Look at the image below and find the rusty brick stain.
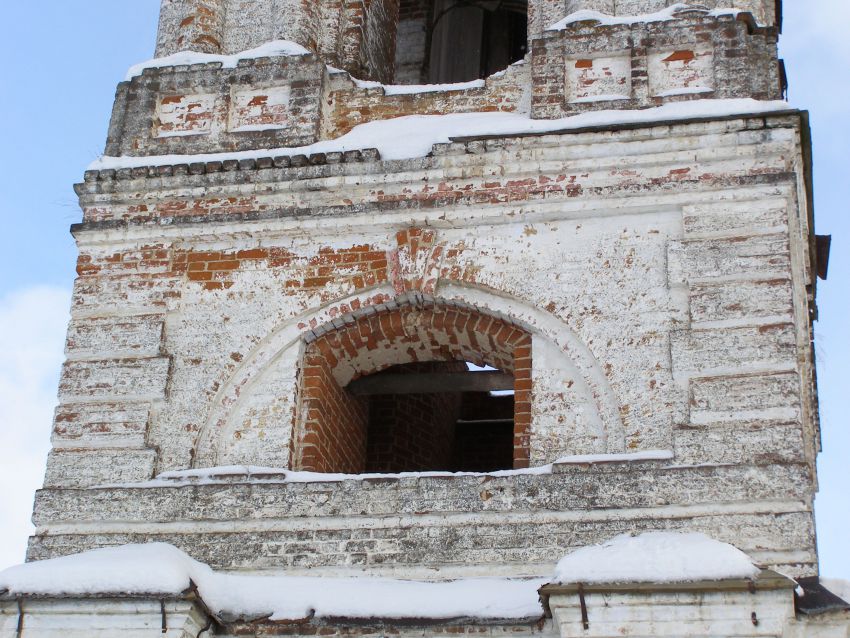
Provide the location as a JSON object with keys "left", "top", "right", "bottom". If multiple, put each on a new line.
{"left": 663, "top": 50, "right": 696, "bottom": 64}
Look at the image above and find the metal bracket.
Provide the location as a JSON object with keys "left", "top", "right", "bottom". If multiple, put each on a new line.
{"left": 577, "top": 583, "right": 589, "bottom": 630}
{"left": 16, "top": 598, "right": 24, "bottom": 638}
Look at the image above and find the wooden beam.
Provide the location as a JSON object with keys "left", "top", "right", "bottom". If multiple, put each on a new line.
{"left": 347, "top": 371, "right": 514, "bottom": 396}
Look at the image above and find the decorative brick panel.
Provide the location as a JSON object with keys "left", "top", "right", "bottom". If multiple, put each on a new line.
{"left": 648, "top": 46, "right": 714, "bottom": 97}
{"left": 565, "top": 53, "right": 632, "bottom": 103}
{"left": 229, "top": 85, "right": 292, "bottom": 132}
{"left": 155, "top": 93, "right": 217, "bottom": 138}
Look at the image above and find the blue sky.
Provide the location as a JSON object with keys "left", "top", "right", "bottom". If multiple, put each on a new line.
{"left": 0, "top": 2, "right": 846, "bottom": 579}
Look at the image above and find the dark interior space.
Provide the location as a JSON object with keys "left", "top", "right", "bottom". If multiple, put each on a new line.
{"left": 428, "top": 0, "right": 528, "bottom": 83}
{"left": 395, "top": 0, "right": 528, "bottom": 84}
{"left": 347, "top": 361, "right": 516, "bottom": 473}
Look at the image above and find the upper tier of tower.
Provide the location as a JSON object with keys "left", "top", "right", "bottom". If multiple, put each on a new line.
{"left": 155, "top": 0, "right": 781, "bottom": 83}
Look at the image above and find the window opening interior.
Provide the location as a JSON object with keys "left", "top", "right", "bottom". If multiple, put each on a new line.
{"left": 292, "top": 303, "right": 532, "bottom": 475}
{"left": 394, "top": 0, "right": 528, "bottom": 84}
{"left": 349, "top": 361, "right": 516, "bottom": 473}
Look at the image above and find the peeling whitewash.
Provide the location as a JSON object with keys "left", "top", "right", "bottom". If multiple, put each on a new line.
{"left": 15, "top": 1, "right": 842, "bottom": 636}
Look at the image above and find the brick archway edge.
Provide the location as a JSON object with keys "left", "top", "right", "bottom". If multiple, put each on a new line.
{"left": 192, "top": 285, "right": 624, "bottom": 469}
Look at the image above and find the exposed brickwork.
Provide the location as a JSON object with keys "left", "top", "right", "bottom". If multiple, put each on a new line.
{"left": 324, "top": 63, "right": 527, "bottom": 137}
{"left": 75, "top": 243, "right": 388, "bottom": 293}
{"left": 367, "top": 388, "right": 461, "bottom": 472}
{"left": 19, "top": 3, "right": 840, "bottom": 637}
{"left": 393, "top": 0, "right": 431, "bottom": 83}
{"left": 294, "top": 303, "right": 532, "bottom": 472}
{"left": 293, "top": 345, "right": 369, "bottom": 473}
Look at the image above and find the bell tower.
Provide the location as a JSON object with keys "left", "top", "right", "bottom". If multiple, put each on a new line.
{"left": 2, "top": 0, "right": 847, "bottom": 636}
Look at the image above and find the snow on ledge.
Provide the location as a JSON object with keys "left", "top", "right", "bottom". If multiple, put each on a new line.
{"left": 125, "top": 40, "right": 311, "bottom": 80}
{"left": 0, "top": 544, "right": 546, "bottom": 621}
{"left": 555, "top": 450, "right": 673, "bottom": 465}
{"left": 87, "top": 99, "right": 792, "bottom": 171}
{"left": 553, "top": 532, "right": 760, "bottom": 585}
{"left": 328, "top": 66, "right": 486, "bottom": 95}
{"left": 101, "top": 450, "right": 674, "bottom": 488}
{"left": 547, "top": 3, "right": 742, "bottom": 30}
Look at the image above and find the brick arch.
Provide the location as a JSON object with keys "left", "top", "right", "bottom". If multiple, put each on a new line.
{"left": 192, "top": 286, "right": 622, "bottom": 471}
{"left": 292, "top": 300, "right": 532, "bottom": 473}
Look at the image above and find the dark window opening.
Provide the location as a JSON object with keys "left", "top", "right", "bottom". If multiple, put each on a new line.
{"left": 348, "top": 361, "right": 516, "bottom": 473}
{"left": 394, "top": 0, "right": 528, "bottom": 84}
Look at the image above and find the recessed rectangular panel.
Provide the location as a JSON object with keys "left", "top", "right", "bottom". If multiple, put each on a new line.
{"left": 648, "top": 47, "right": 715, "bottom": 97}
{"left": 565, "top": 54, "right": 632, "bottom": 103}
{"left": 155, "top": 93, "right": 216, "bottom": 137}
{"left": 229, "top": 85, "right": 292, "bottom": 132}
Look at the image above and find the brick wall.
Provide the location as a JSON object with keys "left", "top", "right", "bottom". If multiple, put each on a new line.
{"left": 43, "top": 115, "right": 820, "bottom": 581}
{"left": 293, "top": 345, "right": 369, "bottom": 473}
{"left": 367, "top": 390, "right": 460, "bottom": 472}
{"left": 156, "top": 0, "right": 226, "bottom": 56}
{"left": 359, "top": 0, "right": 401, "bottom": 83}
{"left": 323, "top": 61, "right": 527, "bottom": 137}
{"left": 107, "top": 56, "right": 325, "bottom": 157}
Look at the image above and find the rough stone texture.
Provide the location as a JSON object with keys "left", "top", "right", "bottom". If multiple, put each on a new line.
{"left": 156, "top": 0, "right": 227, "bottom": 55}
{"left": 558, "top": 0, "right": 780, "bottom": 28}
{"left": 155, "top": 0, "right": 403, "bottom": 82}
{"left": 31, "top": 460, "right": 816, "bottom": 576}
{"left": 39, "top": 112, "right": 823, "bottom": 582}
{"left": 122, "top": 9, "right": 781, "bottom": 163}
{"left": 155, "top": 0, "right": 781, "bottom": 64}
{"left": 393, "top": 0, "right": 429, "bottom": 83}
{"left": 0, "top": 598, "right": 553, "bottom": 638}
{"left": 322, "top": 61, "right": 528, "bottom": 137}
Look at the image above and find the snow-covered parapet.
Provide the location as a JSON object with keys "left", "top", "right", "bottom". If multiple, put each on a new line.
{"left": 0, "top": 544, "right": 545, "bottom": 622}
{"left": 88, "top": 98, "right": 792, "bottom": 172}
{"left": 125, "top": 40, "right": 311, "bottom": 80}
{"left": 552, "top": 532, "right": 760, "bottom": 584}
{"left": 547, "top": 3, "right": 742, "bottom": 30}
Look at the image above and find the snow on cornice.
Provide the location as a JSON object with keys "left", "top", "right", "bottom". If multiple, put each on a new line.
{"left": 87, "top": 99, "right": 792, "bottom": 172}
{"left": 552, "top": 532, "right": 761, "bottom": 584}
{"left": 0, "top": 543, "right": 547, "bottom": 621}
{"left": 328, "top": 65, "right": 487, "bottom": 95}
{"left": 547, "top": 3, "right": 742, "bottom": 31}
{"left": 124, "top": 39, "right": 311, "bottom": 80}
{"left": 99, "top": 450, "right": 674, "bottom": 489}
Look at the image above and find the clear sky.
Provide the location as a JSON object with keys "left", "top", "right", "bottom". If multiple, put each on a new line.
{"left": 0, "top": 1, "right": 846, "bottom": 580}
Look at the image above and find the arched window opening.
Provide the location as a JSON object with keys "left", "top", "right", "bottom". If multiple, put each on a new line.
{"left": 291, "top": 303, "right": 532, "bottom": 475}
{"left": 394, "top": 0, "right": 528, "bottom": 84}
